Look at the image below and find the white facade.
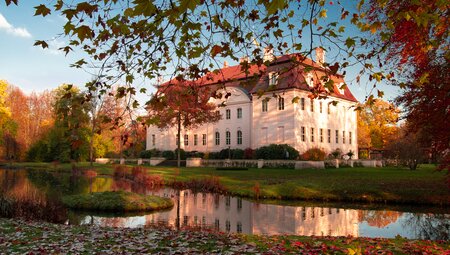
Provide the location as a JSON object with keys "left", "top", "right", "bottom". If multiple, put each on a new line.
{"left": 146, "top": 87, "right": 358, "bottom": 157}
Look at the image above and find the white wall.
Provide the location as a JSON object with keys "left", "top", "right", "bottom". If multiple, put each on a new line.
{"left": 147, "top": 87, "right": 358, "bottom": 158}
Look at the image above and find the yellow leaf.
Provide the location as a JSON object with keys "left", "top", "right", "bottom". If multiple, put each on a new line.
{"left": 319, "top": 9, "right": 327, "bottom": 18}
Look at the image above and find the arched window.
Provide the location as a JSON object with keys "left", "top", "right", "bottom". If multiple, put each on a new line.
{"left": 237, "top": 130, "right": 242, "bottom": 145}
{"left": 226, "top": 131, "right": 231, "bottom": 145}
{"left": 215, "top": 132, "right": 220, "bottom": 145}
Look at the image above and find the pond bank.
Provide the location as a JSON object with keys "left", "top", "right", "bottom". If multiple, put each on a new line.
{"left": 0, "top": 218, "right": 448, "bottom": 254}
{"left": 8, "top": 162, "right": 450, "bottom": 206}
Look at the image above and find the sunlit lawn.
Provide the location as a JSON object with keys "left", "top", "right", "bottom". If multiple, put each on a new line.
{"left": 11, "top": 162, "right": 450, "bottom": 205}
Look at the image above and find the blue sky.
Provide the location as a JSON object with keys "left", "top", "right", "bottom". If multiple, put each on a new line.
{"left": 0, "top": 2, "right": 401, "bottom": 102}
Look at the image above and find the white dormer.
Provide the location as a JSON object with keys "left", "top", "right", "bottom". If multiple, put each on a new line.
{"left": 305, "top": 73, "right": 314, "bottom": 87}
{"left": 338, "top": 82, "right": 345, "bottom": 94}
{"left": 269, "top": 72, "right": 279, "bottom": 86}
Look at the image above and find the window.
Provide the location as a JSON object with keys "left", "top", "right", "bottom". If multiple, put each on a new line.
{"left": 310, "top": 100, "right": 314, "bottom": 112}
{"left": 226, "top": 109, "right": 231, "bottom": 119}
{"left": 335, "top": 130, "right": 339, "bottom": 143}
{"left": 320, "top": 128, "right": 323, "bottom": 143}
{"left": 349, "top": 132, "right": 352, "bottom": 145}
{"left": 269, "top": 72, "right": 279, "bottom": 86}
{"left": 262, "top": 99, "right": 268, "bottom": 112}
{"left": 311, "top": 127, "right": 315, "bottom": 142}
{"left": 151, "top": 134, "right": 155, "bottom": 146}
{"left": 327, "top": 129, "right": 331, "bottom": 143}
{"left": 194, "top": 134, "right": 198, "bottom": 146}
{"left": 215, "top": 132, "right": 220, "bottom": 145}
{"left": 237, "top": 222, "right": 242, "bottom": 233}
{"left": 226, "top": 131, "right": 231, "bottom": 145}
{"left": 320, "top": 102, "right": 323, "bottom": 113}
{"left": 237, "top": 108, "right": 242, "bottom": 119}
{"left": 184, "top": 134, "right": 189, "bottom": 146}
{"left": 301, "top": 126, "right": 305, "bottom": 142}
{"left": 278, "top": 97, "right": 284, "bottom": 110}
{"left": 343, "top": 131, "right": 346, "bottom": 144}
{"left": 202, "top": 134, "right": 207, "bottom": 145}
{"left": 237, "top": 130, "right": 242, "bottom": 145}
{"left": 301, "top": 98, "right": 305, "bottom": 110}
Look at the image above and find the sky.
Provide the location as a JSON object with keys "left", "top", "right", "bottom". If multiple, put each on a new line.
{"left": 0, "top": 1, "right": 402, "bottom": 103}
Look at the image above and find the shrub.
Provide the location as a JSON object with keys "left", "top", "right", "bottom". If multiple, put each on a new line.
{"left": 244, "top": 148, "right": 255, "bottom": 159}
{"left": 347, "top": 150, "right": 355, "bottom": 159}
{"left": 174, "top": 148, "right": 186, "bottom": 160}
{"left": 162, "top": 150, "right": 175, "bottom": 160}
{"left": 301, "top": 147, "right": 326, "bottom": 161}
{"left": 104, "top": 151, "right": 120, "bottom": 158}
{"left": 232, "top": 149, "right": 245, "bottom": 159}
{"left": 330, "top": 148, "right": 342, "bottom": 159}
{"left": 255, "top": 144, "right": 299, "bottom": 160}
{"left": 139, "top": 149, "right": 161, "bottom": 158}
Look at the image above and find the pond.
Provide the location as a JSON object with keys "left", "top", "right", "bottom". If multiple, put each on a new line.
{"left": 0, "top": 168, "right": 449, "bottom": 240}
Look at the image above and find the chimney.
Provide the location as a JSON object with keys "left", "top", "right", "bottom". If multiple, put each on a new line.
{"left": 263, "top": 46, "right": 274, "bottom": 62}
{"left": 223, "top": 61, "right": 229, "bottom": 68}
{"left": 239, "top": 56, "right": 249, "bottom": 63}
{"left": 315, "top": 47, "right": 325, "bottom": 65}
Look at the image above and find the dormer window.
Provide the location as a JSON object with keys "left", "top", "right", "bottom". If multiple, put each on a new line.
{"left": 269, "top": 72, "right": 279, "bottom": 86}
{"left": 306, "top": 73, "right": 314, "bottom": 87}
{"left": 338, "top": 82, "right": 345, "bottom": 94}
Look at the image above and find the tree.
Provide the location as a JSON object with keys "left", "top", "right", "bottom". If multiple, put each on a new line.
{"left": 385, "top": 129, "right": 425, "bottom": 170}
{"left": 357, "top": 99, "right": 399, "bottom": 150}
{"left": 395, "top": 61, "right": 449, "bottom": 167}
{"left": 5, "top": 0, "right": 382, "bottom": 106}
{"left": 363, "top": 0, "right": 448, "bottom": 74}
{"left": 147, "top": 81, "right": 220, "bottom": 167}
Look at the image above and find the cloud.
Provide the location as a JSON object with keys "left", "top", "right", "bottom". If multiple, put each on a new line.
{"left": 0, "top": 13, "right": 32, "bottom": 38}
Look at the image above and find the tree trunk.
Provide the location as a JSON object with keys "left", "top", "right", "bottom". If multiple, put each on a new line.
{"left": 177, "top": 112, "right": 181, "bottom": 168}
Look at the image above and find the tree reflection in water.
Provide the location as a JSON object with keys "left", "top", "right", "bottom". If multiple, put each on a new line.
{"left": 404, "top": 213, "right": 449, "bottom": 240}
{"left": 358, "top": 210, "right": 403, "bottom": 228}
{"left": 0, "top": 170, "right": 67, "bottom": 223}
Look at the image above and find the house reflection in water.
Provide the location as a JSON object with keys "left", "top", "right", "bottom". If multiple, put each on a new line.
{"left": 84, "top": 189, "right": 359, "bottom": 237}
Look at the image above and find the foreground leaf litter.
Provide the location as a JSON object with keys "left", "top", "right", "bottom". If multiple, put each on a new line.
{"left": 0, "top": 218, "right": 448, "bottom": 254}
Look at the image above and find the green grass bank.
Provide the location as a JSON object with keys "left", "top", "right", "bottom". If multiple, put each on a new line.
{"left": 9, "top": 162, "right": 450, "bottom": 206}
{"left": 62, "top": 191, "right": 173, "bottom": 212}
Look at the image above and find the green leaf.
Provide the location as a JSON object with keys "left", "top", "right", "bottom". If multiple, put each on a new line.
{"left": 345, "top": 37, "right": 355, "bottom": 48}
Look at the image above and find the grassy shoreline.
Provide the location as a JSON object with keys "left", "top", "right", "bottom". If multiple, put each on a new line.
{"left": 62, "top": 191, "right": 174, "bottom": 212}
{"left": 6, "top": 162, "right": 450, "bottom": 206}
{"left": 0, "top": 218, "right": 448, "bottom": 254}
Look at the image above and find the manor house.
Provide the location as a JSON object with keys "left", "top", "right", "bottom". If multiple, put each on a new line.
{"left": 146, "top": 49, "right": 358, "bottom": 157}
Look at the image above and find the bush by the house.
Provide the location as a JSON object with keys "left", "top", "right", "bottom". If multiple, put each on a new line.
{"left": 244, "top": 148, "right": 255, "bottom": 159}
{"left": 330, "top": 148, "right": 342, "bottom": 159}
{"left": 185, "top": 151, "right": 205, "bottom": 158}
{"left": 255, "top": 144, "right": 299, "bottom": 160}
{"left": 162, "top": 150, "right": 175, "bottom": 160}
{"left": 301, "top": 147, "right": 326, "bottom": 161}
{"left": 139, "top": 149, "right": 162, "bottom": 158}
{"left": 174, "top": 148, "right": 186, "bottom": 160}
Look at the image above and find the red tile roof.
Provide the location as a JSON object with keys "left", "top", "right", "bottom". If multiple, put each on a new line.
{"left": 161, "top": 54, "right": 358, "bottom": 102}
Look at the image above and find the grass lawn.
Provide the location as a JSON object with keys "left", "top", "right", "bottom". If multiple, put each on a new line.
{"left": 0, "top": 218, "right": 448, "bottom": 254}
{"left": 62, "top": 191, "right": 174, "bottom": 212}
{"left": 8, "top": 162, "right": 450, "bottom": 205}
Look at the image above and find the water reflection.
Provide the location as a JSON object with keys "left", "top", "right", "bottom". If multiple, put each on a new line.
{"left": 82, "top": 188, "right": 450, "bottom": 240}
{"left": 0, "top": 168, "right": 449, "bottom": 240}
